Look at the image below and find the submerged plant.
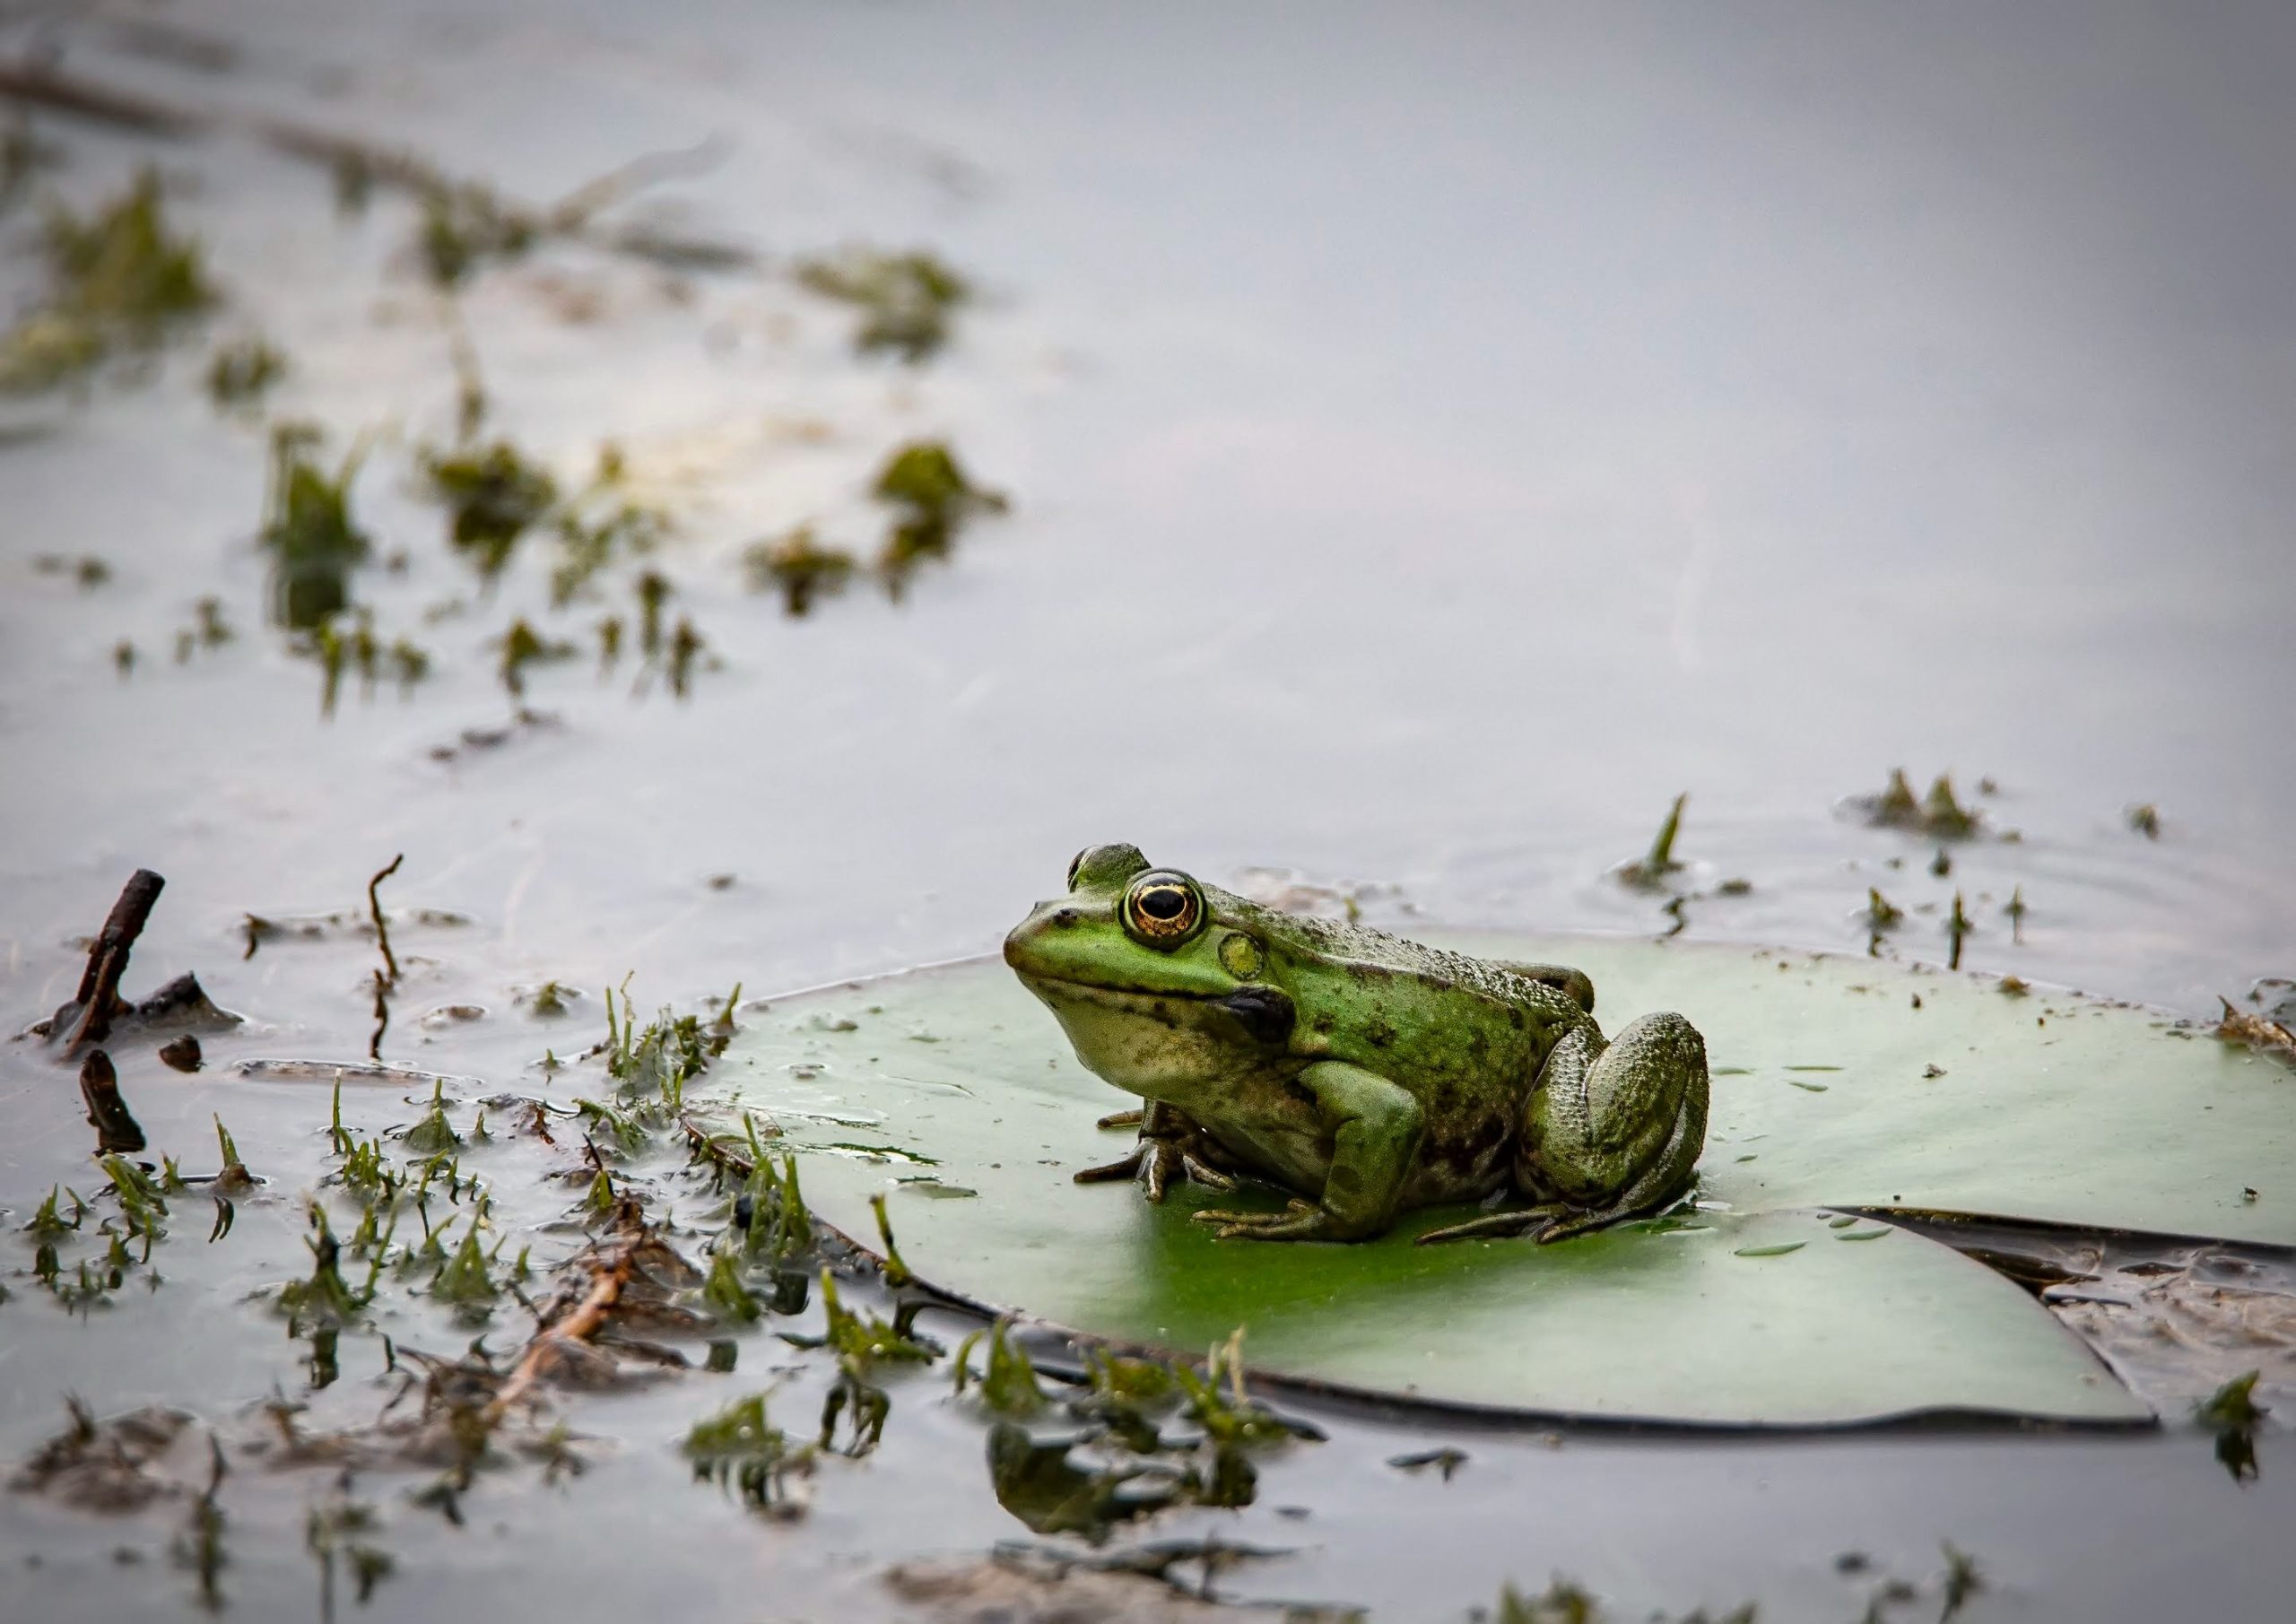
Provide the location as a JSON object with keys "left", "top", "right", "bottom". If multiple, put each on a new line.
{"left": 260, "top": 424, "right": 370, "bottom": 633}
{"left": 425, "top": 441, "right": 559, "bottom": 580}
{"left": 205, "top": 335, "right": 285, "bottom": 409}
{"left": 1857, "top": 769, "right": 1985, "bottom": 839}
{"left": 683, "top": 1391, "right": 813, "bottom": 1514}
{"left": 795, "top": 246, "right": 970, "bottom": 361}
{"left": 744, "top": 525, "right": 856, "bottom": 617}
{"left": 276, "top": 1207, "right": 375, "bottom": 1330}
{"left": 871, "top": 439, "right": 1009, "bottom": 598}
{"left": 952, "top": 1318, "right": 1046, "bottom": 1416}
{"left": 1, "top": 168, "right": 215, "bottom": 392}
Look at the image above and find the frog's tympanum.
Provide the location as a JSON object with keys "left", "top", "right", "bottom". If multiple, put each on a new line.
{"left": 1005, "top": 844, "right": 1709, "bottom": 1244}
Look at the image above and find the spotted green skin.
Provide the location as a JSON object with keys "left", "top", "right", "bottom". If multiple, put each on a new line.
{"left": 1004, "top": 844, "right": 1710, "bottom": 1243}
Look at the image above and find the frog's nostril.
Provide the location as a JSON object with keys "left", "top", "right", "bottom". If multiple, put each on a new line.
{"left": 1052, "top": 908, "right": 1080, "bottom": 927}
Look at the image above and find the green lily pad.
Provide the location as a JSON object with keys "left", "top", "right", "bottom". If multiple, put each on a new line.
{"left": 709, "top": 934, "right": 2293, "bottom": 1426}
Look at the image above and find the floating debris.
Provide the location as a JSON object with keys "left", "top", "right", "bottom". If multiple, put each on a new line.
{"left": 2126, "top": 803, "right": 2162, "bottom": 839}
{"left": 2216, "top": 999, "right": 2296, "bottom": 1060}
{"left": 1387, "top": 1446, "right": 1467, "bottom": 1481}
{"left": 10, "top": 1400, "right": 197, "bottom": 1512}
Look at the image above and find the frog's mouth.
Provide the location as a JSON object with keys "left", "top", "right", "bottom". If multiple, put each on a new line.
{"left": 1015, "top": 972, "right": 1296, "bottom": 1046}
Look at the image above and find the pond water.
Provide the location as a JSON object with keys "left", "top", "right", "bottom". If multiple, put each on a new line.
{"left": 1, "top": 3, "right": 2291, "bottom": 1620}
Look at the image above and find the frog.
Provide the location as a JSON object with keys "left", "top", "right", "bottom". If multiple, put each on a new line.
{"left": 1003, "top": 843, "right": 1709, "bottom": 1244}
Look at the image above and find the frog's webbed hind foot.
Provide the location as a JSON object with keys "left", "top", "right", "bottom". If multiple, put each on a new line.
{"left": 1074, "top": 1103, "right": 1239, "bottom": 1202}
{"left": 1414, "top": 1204, "right": 1563, "bottom": 1246}
{"left": 1074, "top": 1141, "right": 1237, "bottom": 1201}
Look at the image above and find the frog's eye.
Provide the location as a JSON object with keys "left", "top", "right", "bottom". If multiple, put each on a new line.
{"left": 1121, "top": 871, "right": 1204, "bottom": 947}
{"left": 1065, "top": 848, "right": 1089, "bottom": 890}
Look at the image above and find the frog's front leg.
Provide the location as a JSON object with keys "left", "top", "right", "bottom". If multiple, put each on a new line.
{"left": 1074, "top": 1100, "right": 1239, "bottom": 1202}
{"left": 1192, "top": 1063, "right": 1422, "bottom": 1241}
{"left": 1519, "top": 1012, "right": 1708, "bottom": 1243}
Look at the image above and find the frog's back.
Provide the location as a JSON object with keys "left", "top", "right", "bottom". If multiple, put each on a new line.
{"left": 1266, "top": 912, "right": 1552, "bottom": 1000}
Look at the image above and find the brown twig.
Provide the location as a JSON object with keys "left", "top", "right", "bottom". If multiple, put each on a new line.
{"left": 365, "top": 854, "right": 403, "bottom": 986}
{"left": 56, "top": 869, "right": 165, "bottom": 1053}
{"left": 482, "top": 1215, "right": 653, "bottom": 1428}
{"left": 0, "top": 57, "right": 754, "bottom": 268}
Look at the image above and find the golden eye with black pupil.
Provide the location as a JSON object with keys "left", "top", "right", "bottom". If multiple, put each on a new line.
{"left": 1121, "top": 872, "right": 1203, "bottom": 946}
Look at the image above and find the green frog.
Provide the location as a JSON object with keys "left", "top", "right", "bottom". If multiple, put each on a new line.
{"left": 1004, "top": 844, "right": 1709, "bottom": 1244}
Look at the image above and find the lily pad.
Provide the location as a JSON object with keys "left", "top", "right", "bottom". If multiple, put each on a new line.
{"left": 709, "top": 934, "right": 2293, "bottom": 1426}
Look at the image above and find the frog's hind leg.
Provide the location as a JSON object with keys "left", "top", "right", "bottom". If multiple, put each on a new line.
{"left": 1519, "top": 1012, "right": 1708, "bottom": 1244}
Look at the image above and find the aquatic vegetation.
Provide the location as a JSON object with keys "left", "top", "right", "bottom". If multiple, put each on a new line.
{"left": 871, "top": 439, "right": 1010, "bottom": 597}
{"left": 665, "top": 617, "right": 705, "bottom": 698}
{"left": 1613, "top": 794, "right": 1689, "bottom": 890}
{"left": 497, "top": 618, "right": 576, "bottom": 698}
{"left": 1853, "top": 769, "right": 1985, "bottom": 839}
{"left": 401, "top": 1079, "right": 462, "bottom": 1155}
{"left": 416, "top": 181, "right": 538, "bottom": 289}
{"left": 1945, "top": 891, "right": 1972, "bottom": 970}
{"left": 952, "top": 1318, "right": 1047, "bottom": 1416}
{"left": 604, "top": 988, "right": 722, "bottom": 1111}
{"left": 306, "top": 1485, "right": 395, "bottom": 1614}
{"left": 423, "top": 440, "right": 559, "bottom": 580}
{"left": 429, "top": 1224, "right": 502, "bottom": 1320}
{"left": 744, "top": 525, "right": 856, "bottom": 617}
{"left": 984, "top": 1421, "right": 1190, "bottom": 1541}
{"left": 260, "top": 424, "right": 370, "bottom": 632}
{"left": 1176, "top": 1329, "right": 1312, "bottom": 1449}
{"left": 1863, "top": 888, "right": 1902, "bottom": 953}
{"left": 276, "top": 1207, "right": 377, "bottom": 1331}
{"left": 2197, "top": 1369, "right": 2266, "bottom": 1482}
{"left": 169, "top": 1437, "right": 230, "bottom": 1611}
{"left": 683, "top": 1391, "right": 813, "bottom": 1515}
{"left": 701, "top": 1244, "right": 762, "bottom": 1324}
{"left": 795, "top": 246, "right": 970, "bottom": 361}
{"left": 0, "top": 168, "right": 215, "bottom": 392}
{"left": 552, "top": 499, "right": 665, "bottom": 607}
{"left": 204, "top": 334, "right": 284, "bottom": 409}
{"left": 31, "top": 551, "right": 110, "bottom": 586}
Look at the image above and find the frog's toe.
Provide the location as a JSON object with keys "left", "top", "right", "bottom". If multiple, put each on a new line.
{"left": 1192, "top": 1201, "right": 1330, "bottom": 1241}
{"left": 1532, "top": 1206, "right": 1625, "bottom": 1245}
{"left": 1414, "top": 1206, "right": 1559, "bottom": 1246}
{"left": 1073, "top": 1147, "right": 1148, "bottom": 1185}
{"left": 1178, "top": 1154, "right": 1237, "bottom": 1192}
{"left": 1095, "top": 1108, "right": 1146, "bottom": 1131}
